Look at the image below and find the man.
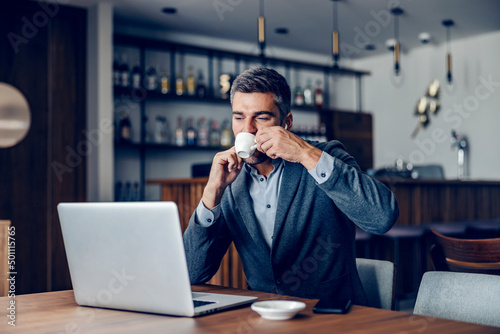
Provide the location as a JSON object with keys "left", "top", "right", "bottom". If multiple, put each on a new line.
{"left": 183, "top": 67, "right": 398, "bottom": 305}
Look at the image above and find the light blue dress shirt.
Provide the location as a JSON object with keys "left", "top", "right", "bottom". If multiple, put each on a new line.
{"left": 195, "top": 151, "right": 335, "bottom": 247}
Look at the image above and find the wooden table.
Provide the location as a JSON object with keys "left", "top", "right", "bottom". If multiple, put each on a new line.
{"left": 2, "top": 285, "right": 499, "bottom": 333}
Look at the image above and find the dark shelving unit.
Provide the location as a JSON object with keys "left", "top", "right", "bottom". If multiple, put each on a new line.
{"left": 113, "top": 33, "right": 372, "bottom": 200}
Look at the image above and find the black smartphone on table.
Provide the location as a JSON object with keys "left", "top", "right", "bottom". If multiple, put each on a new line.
{"left": 313, "top": 298, "right": 352, "bottom": 314}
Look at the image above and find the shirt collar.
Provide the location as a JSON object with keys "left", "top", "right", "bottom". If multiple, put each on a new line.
{"left": 244, "top": 158, "right": 284, "bottom": 176}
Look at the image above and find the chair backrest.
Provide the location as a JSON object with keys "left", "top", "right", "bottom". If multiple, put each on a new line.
{"left": 413, "top": 271, "right": 500, "bottom": 327}
{"left": 430, "top": 228, "right": 500, "bottom": 275}
{"left": 356, "top": 258, "right": 396, "bottom": 310}
{"left": 0, "top": 220, "right": 12, "bottom": 297}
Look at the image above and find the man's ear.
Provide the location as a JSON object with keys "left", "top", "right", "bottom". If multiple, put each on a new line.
{"left": 283, "top": 113, "right": 293, "bottom": 130}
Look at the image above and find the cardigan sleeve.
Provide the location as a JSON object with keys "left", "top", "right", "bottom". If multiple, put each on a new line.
{"left": 313, "top": 140, "right": 399, "bottom": 234}
{"left": 182, "top": 209, "right": 232, "bottom": 284}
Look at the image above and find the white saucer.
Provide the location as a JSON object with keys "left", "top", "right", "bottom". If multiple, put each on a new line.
{"left": 251, "top": 300, "right": 306, "bottom": 320}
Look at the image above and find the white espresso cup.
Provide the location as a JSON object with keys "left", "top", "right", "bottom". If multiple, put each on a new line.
{"left": 235, "top": 132, "right": 257, "bottom": 158}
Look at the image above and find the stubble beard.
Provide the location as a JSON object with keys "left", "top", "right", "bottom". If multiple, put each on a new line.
{"left": 243, "top": 151, "right": 271, "bottom": 166}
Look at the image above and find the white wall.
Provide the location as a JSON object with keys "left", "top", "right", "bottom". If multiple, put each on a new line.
{"left": 353, "top": 31, "right": 500, "bottom": 180}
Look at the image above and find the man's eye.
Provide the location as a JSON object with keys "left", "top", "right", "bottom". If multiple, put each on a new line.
{"left": 257, "top": 117, "right": 270, "bottom": 121}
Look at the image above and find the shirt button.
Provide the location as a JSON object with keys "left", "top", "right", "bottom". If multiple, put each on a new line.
{"left": 320, "top": 172, "right": 327, "bottom": 178}
{"left": 276, "top": 279, "right": 282, "bottom": 285}
{"left": 266, "top": 204, "right": 271, "bottom": 209}
{"left": 207, "top": 218, "right": 212, "bottom": 223}
{"left": 260, "top": 178, "right": 264, "bottom": 182}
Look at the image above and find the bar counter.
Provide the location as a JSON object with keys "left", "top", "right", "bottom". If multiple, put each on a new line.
{"left": 378, "top": 178, "right": 500, "bottom": 226}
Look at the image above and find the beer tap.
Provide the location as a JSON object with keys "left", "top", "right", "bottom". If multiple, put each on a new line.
{"left": 451, "top": 130, "right": 468, "bottom": 179}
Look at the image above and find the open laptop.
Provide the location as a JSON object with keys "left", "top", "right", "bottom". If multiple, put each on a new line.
{"left": 57, "top": 201, "right": 257, "bottom": 317}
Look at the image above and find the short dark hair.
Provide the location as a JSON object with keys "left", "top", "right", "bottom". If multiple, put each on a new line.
{"left": 230, "top": 67, "right": 291, "bottom": 122}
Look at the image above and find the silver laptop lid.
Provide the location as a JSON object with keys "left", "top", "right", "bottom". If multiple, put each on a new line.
{"left": 58, "top": 202, "right": 196, "bottom": 316}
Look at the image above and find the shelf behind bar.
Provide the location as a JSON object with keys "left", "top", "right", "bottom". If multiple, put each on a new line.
{"left": 114, "top": 34, "right": 370, "bottom": 77}
{"left": 115, "top": 141, "right": 227, "bottom": 151}
{"left": 113, "top": 86, "right": 364, "bottom": 114}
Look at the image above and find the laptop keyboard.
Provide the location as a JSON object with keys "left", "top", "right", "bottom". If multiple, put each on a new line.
{"left": 193, "top": 299, "right": 216, "bottom": 308}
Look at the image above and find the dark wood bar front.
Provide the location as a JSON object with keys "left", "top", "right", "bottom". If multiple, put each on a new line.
{"left": 379, "top": 178, "right": 500, "bottom": 226}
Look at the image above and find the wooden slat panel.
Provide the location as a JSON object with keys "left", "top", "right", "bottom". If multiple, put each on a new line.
{"left": 152, "top": 178, "right": 246, "bottom": 289}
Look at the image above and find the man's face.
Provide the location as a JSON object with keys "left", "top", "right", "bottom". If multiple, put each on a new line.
{"left": 232, "top": 92, "right": 281, "bottom": 165}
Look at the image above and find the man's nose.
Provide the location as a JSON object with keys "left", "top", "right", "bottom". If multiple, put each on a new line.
{"left": 242, "top": 119, "right": 257, "bottom": 134}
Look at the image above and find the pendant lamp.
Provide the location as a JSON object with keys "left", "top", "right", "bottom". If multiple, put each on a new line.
{"left": 331, "top": 0, "right": 341, "bottom": 68}
{"left": 390, "top": 7, "right": 403, "bottom": 76}
{"left": 442, "top": 20, "right": 454, "bottom": 84}
{"left": 258, "top": 0, "right": 266, "bottom": 58}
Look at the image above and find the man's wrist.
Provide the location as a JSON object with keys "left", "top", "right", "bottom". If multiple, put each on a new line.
{"left": 202, "top": 184, "right": 225, "bottom": 209}
{"left": 300, "top": 145, "right": 323, "bottom": 170}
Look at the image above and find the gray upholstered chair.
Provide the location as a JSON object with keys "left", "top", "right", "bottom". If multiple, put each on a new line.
{"left": 356, "top": 258, "right": 396, "bottom": 310}
{"left": 413, "top": 271, "right": 500, "bottom": 328}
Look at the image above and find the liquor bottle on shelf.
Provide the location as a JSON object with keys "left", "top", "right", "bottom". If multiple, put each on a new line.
{"left": 300, "top": 125, "right": 309, "bottom": 140}
{"left": 219, "top": 73, "right": 231, "bottom": 99}
{"left": 113, "top": 56, "right": 121, "bottom": 86}
{"left": 145, "top": 65, "right": 158, "bottom": 91}
{"left": 198, "top": 117, "right": 210, "bottom": 147}
{"left": 114, "top": 181, "right": 123, "bottom": 201}
{"left": 176, "top": 72, "right": 184, "bottom": 96}
{"left": 143, "top": 115, "right": 152, "bottom": 143}
{"left": 124, "top": 181, "right": 131, "bottom": 201}
{"left": 294, "top": 85, "right": 304, "bottom": 106}
{"left": 132, "top": 182, "right": 140, "bottom": 201}
{"left": 118, "top": 113, "right": 132, "bottom": 143}
{"left": 186, "top": 117, "right": 197, "bottom": 147}
{"left": 314, "top": 80, "right": 324, "bottom": 109}
{"left": 186, "top": 66, "right": 196, "bottom": 96}
{"left": 160, "top": 71, "right": 170, "bottom": 94}
{"left": 154, "top": 115, "right": 168, "bottom": 143}
{"left": 220, "top": 119, "right": 233, "bottom": 148}
{"left": 303, "top": 79, "right": 314, "bottom": 106}
{"left": 131, "top": 61, "right": 141, "bottom": 89}
{"left": 319, "top": 123, "right": 328, "bottom": 142}
{"left": 297, "top": 125, "right": 307, "bottom": 139}
{"left": 311, "top": 125, "right": 321, "bottom": 141}
{"left": 290, "top": 125, "right": 299, "bottom": 138}
{"left": 119, "top": 55, "right": 130, "bottom": 88}
{"left": 306, "top": 125, "right": 315, "bottom": 141}
{"left": 196, "top": 70, "right": 207, "bottom": 98}
{"left": 175, "top": 116, "right": 185, "bottom": 146}
{"left": 210, "top": 120, "right": 221, "bottom": 147}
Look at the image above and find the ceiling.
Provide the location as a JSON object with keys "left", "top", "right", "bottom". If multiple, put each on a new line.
{"left": 64, "top": 0, "right": 500, "bottom": 59}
